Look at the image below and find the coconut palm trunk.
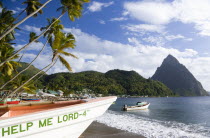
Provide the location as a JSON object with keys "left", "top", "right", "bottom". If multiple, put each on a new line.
{"left": 0, "top": 13, "right": 65, "bottom": 67}
{"left": 0, "top": 0, "right": 52, "bottom": 41}
{"left": 2, "top": 56, "right": 58, "bottom": 101}
{"left": 0, "top": 38, "right": 49, "bottom": 89}
{"left": 32, "top": 57, "right": 58, "bottom": 83}
{"left": 17, "top": 49, "right": 26, "bottom": 63}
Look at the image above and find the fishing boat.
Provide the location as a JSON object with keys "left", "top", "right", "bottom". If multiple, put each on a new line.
{"left": 21, "top": 98, "right": 41, "bottom": 102}
{"left": 122, "top": 101, "right": 150, "bottom": 111}
{"left": 0, "top": 98, "right": 20, "bottom": 105}
{"left": 0, "top": 96, "right": 116, "bottom": 138}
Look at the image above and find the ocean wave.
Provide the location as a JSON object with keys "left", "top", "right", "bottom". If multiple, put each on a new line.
{"left": 96, "top": 110, "right": 210, "bottom": 138}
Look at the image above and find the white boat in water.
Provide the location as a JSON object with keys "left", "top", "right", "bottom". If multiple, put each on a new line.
{"left": 123, "top": 101, "right": 150, "bottom": 111}
{"left": 0, "top": 96, "right": 116, "bottom": 138}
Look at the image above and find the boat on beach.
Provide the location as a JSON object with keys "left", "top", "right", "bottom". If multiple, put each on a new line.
{"left": 21, "top": 98, "right": 41, "bottom": 101}
{"left": 0, "top": 98, "right": 20, "bottom": 105}
{"left": 0, "top": 96, "right": 117, "bottom": 138}
{"left": 122, "top": 101, "right": 150, "bottom": 111}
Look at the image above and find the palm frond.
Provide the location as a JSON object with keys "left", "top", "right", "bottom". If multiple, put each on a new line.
{"left": 58, "top": 50, "right": 78, "bottom": 59}
{"left": 58, "top": 55, "right": 72, "bottom": 71}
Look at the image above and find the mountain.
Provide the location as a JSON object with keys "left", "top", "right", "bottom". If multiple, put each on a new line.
{"left": 105, "top": 69, "right": 174, "bottom": 96}
{"left": 152, "top": 55, "right": 208, "bottom": 96}
{"left": 39, "top": 69, "right": 174, "bottom": 97}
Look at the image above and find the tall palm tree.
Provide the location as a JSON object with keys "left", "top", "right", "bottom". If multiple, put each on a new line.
{"left": 2, "top": 31, "right": 77, "bottom": 101}
{"left": 41, "top": 18, "right": 64, "bottom": 46}
{"left": 58, "top": 0, "right": 90, "bottom": 21}
{"left": 0, "top": 0, "right": 89, "bottom": 67}
{"left": 0, "top": 46, "right": 20, "bottom": 77}
{"left": 0, "top": 8, "right": 16, "bottom": 42}
{"left": 1, "top": 18, "right": 63, "bottom": 88}
{"left": 22, "top": 0, "right": 43, "bottom": 17}
{"left": 0, "top": 32, "right": 47, "bottom": 90}
{"left": 0, "top": 0, "right": 51, "bottom": 41}
{"left": 2, "top": 0, "right": 44, "bottom": 36}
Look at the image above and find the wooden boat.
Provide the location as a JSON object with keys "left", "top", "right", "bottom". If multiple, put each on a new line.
{"left": 0, "top": 98, "right": 20, "bottom": 105}
{"left": 122, "top": 101, "right": 150, "bottom": 111}
{"left": 21, "top": 98, "right": 41, "bottom": 101}
{"left": 0, "top": 96, "right": 116, "bottom": 138}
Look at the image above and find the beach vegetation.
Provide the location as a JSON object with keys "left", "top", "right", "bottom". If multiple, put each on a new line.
{"left": 0, "top": 0, "right": 89, "bottom": 100}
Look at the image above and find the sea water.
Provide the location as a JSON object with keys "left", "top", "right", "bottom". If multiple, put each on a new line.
{"left": 96, "top": 97, "right": 210, "bottom": 138}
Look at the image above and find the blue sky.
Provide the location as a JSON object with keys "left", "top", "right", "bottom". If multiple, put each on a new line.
{"left": 3, "top": 0, "right": 210, "bottom": 91}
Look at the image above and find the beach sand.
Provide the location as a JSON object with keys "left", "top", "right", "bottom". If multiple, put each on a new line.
{"left": 80, "top": 121, "right": 145, "bottom": 138}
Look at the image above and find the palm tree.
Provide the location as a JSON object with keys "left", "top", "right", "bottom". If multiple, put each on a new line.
{"left": 2, "top": 0, "right": 44, "bottom": 36}
{"left": 0, "top": 0, "right": 89, "bottom": 67}
{"left": 0, "top": 46, "right": 20, "bottom": 77}
{"left": 1, "top": 17, "right": 64, "bottom": 89}
{"left": 9, "top": 75, "right": 36, "bottom": 98}
{"left": 2, "top": 31, "right": 77, "bottom": 101}
{"left": 0, "top": 8, "right": 16, "bottom": 42}
{"left": 22, "top": 0, "right": 43, "bottom": 17}
{"left": 0, "top": 0, "right": 51, "bottom": 41}
{"left": 41, "top": 18, "right": 64, "bottom": 45}
{"left": 0, "top": 32, "right": 47, "bottom": 90}
{"left": 51, "top": 31, "right": 77, "bottom": 71}
{"left": 58, "top": 0, "right": 90, "bottom": 21}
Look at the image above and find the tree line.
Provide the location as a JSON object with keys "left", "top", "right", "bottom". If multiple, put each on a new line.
{"left": 37, "top": 69, "right": 175, "bottom": 97}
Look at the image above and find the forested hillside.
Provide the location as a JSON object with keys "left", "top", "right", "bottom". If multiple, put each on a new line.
{"left": 38, "top": 69, "right": 174, "bottom": 96}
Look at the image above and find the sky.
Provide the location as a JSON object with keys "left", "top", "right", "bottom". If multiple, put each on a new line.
{"left": 2, "top": 0, "right": 210, "bottom": 91}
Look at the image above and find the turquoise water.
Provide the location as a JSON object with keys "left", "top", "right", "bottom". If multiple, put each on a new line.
{"left": 96, "top": 97, "right": 210, "bottom": 138}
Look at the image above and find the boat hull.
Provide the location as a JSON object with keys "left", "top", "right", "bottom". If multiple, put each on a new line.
{"left": 21, "top": 99, "right": 40, "bottom": 102}
{"left": 125, "top": 103, "right": 150, "bottom": 111}
{"left": 0, "top": 96, "right": 117, "bottom": 138}
{"left": 0, "top": 98, "right": 20, "bottom": 105}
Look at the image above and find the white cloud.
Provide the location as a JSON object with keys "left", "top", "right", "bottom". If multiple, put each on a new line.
{"left": 122, "top": 24, "right": 165, "bottom": 34}
{"left": 20, "top": 28, "right": 210, "bottom": 91}
{"left": 23, "top": 25, "right": 41, "bottom": 34}
{"left": 165, "top": 34, "right": 192, "bottom": 41}
{"left": 99, "top": 20, "right": 105, "bottom": 24}
{"left": 128, "top": 37, "right": 141, "bottom": 46}
{"left": 15, "top": 42, "right": 45, "bottom": 51}
{"left": 122, "top": 24, "right": 192, "bottom": 43}
{"left": 123, "top": 0, "right": 210, "bottom": 36}
{"left": 124, "top": 1, "right": 176, "bottom": 24}
{"left": 11, "top": 7, "right": 24, "bottom": 14}
{"left": 110, "top": 17, "right": 128, "bottom": 22}
{"left": 88, "top": 1, "right": 114, "bottom": 12}
{"left": 143, "top": 36, "right": 165, "bottom": 46}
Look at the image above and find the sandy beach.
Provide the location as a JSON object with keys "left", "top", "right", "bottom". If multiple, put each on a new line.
{"left": 80, "top": 121, "right": 145, "bottom": 138}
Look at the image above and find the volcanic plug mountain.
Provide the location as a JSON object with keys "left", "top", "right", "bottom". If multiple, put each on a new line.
{"left": 152, "top": 55, "right": 208, "bottom": 96}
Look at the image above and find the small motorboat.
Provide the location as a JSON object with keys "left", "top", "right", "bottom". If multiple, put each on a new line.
{"left": 122, "top": 101, "right": 150, "bottom": 111}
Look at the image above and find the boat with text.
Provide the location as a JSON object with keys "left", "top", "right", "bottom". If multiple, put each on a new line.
{"left": 122, "top": 101, "right": 150, "bottom": 111}
{"left": 0, "top": 96, "right": 116, "bottom": 138}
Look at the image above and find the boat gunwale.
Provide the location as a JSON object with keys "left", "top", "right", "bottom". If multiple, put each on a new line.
{"left": 0, "top": 96, "right": 117, "bottom": 120}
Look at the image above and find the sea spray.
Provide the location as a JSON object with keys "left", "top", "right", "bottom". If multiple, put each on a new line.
{"left": 96, "top": 110, "right": 210, "bottom": 138}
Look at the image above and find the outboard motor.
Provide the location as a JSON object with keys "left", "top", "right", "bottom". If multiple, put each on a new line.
{"left": 123, "top": 104, "right": 127, "bottom": 111}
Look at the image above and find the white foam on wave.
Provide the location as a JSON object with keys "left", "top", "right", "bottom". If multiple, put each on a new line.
{"left": 96, "top": 110, "right": 210, "bottom": 138}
